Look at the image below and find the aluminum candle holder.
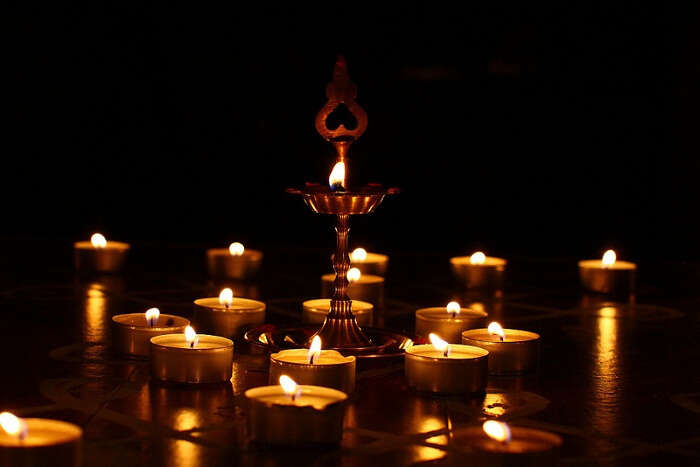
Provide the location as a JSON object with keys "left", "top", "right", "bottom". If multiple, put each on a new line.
{"left": 285, "top": 57, "right": 401, "bottom": 354}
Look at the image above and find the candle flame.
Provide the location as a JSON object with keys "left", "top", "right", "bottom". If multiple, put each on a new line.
{"left": 145, "top": 307, "right": 160, "bottom": 327}
{"left": 351, "top": 247, "right": 367, "bottom": 262}
{"left": 446, "top": 301, "right": 461, "bottom": 317}
{"left": 429, "top": 333, "right": 451, "bottom": 357}
{"left": 185, "top": 325, "right": 198, "bottom": 348}
{"left": 228, "top": 242, "right": 245, "bottom": 256}
{"left": 602, "top": 249, "right": 616, "bottom": 267}
{"left": 219, "top": 288, "right": 234, "bottom": 307}
{"left": 347, "top": 267, "right": 361, "bottom": 282}
{"left": 308, "top": 335, "right": 322, "bottom": 364}
{"left": 279, "top": 375, "right": 301, "bottom": 401}
{"left": 0, "top": 412, "right": 27, "bottom": 441}
{"left": 470, "top": 251, "right": 486, "bottom": 265}
{"left": 91, "top": 233, "right": 107, "bottom": 248}
{"left": 488, "top": 322, "right": 506, "bottom": 341}
{"left": 483, "top": 420, "right": 512, "bottom": 443}
{"left": 329, "top": 161, "right": 346, "bottom": 190}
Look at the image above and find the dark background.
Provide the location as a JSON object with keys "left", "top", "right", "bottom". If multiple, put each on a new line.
{"left": 8, "top": 5, "right": 700, "bottom": 262}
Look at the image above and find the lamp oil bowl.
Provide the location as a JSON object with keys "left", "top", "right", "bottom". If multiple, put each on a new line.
{"left": 462, "top": 322, "right": 540, "bottom": 375}
{"left": 193, "top": 288, "right": 266, "bottom": 340}
{"left": 283, "top": 56, "right": 405, "bottom": 356}
{"left": 112, "top": 308, "right": 190, "bottom": 357}
{"left": 579, "top": 249, "right": 636, "bottom": 298}
{"left": 450, "top": 251, "right": 506, "bottom": 291}
{"left": 206, "top": 242, "right": 263, "bottom": 279}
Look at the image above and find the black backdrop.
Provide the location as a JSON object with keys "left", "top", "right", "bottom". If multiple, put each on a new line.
{"left": 7, "top": 5, "right": 700, "bottom": 261}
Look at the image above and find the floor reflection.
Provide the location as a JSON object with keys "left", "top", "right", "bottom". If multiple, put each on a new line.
{"left": 416, "top": 415, "right": 447, "bottom": 462}
{"left": 83, "top": 282, "right": 108, "bottom": 343}
{"left": 591, "top": 305, "right": 622, "bottom": 435}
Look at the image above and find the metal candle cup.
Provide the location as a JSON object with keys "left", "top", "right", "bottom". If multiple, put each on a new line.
{"left": 193, "top": 297, "right": 265, "bottom": 339}
{"left": 111, "top": 313, "right": 189, "bottom": 357}
{"left": 74, "top": 241, "right": 129, "bottom": 273}
{"left": 462, "top": 329, "right": 540, "bottom": 375}
{"left": 404, "top": 344, "right": 489, "bottom": 394}
{"left": 349, "top": 251, "right": 388, "bottom": 276}
{"left": 450, "top": 256, "right": 506, "bottom": 290}
{"left": 245, "top": 385, "right": 347, "bottom": 445}
{"left": 302, "top": 298, "right": 373, "bottom": 326}
{"left": 150, "top": 334, "right": 234, "bottom": 384}
{"left": 206, "top": 248, "right": 263, "bottom": 279}
{"left": 0, "top": 418, "right": 83, "bottom": 467}
{"left": 415, "top": 307, "right": 488, "bottom": 343}
{"left": 449, "top": 426, "right": 562, "bottom": 466}
{"left": 321, "top": 273, "right": 384, "bottom": 308}
{"left": 269, "top": 349, "right": 356, "bottom": 393}
{"left": 578, "top": 259, "right": 636, "bottom": 296}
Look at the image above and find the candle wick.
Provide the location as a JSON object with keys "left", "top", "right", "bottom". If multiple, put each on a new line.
{"left": 500, "top": 336, "right": 504, "bottom": 342}
{"left": 452, "top": 312, "right": 456, "bottom": 318}
{"left": 190, "top": 341, "right": 195, "bottom": 348}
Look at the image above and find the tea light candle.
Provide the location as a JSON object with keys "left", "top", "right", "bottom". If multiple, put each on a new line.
{"left": 193, "top": 288, "right": 266, "bottom": 339}
{"left": 0, "top": 412, "right": 83, "bottom": 467}
{"left": 150, "top": 326, "right": 234, "bottom": 384}
{"left": 349, "top": 247, "right": 389, "bottom": 276}
{"left": 415, "top": 301, "right": 488, "bottom": 343}
{"left": 74, "top": 233, "right": 130, "bottom": 273}
{"left": 452, "top": 421, "right": 562, "bottom": 465}
{"left": 404, "top": 333, "right": 489, "bottom": 394}
{"left": 450, "top": 251, "right": 506, "bottom": 290}
{"left": 112, "top": 307, "right": 190, "bottom": 357}
{"left": 269, "top": 336, "right": 356, "bottom": 393}
{"left": 302, "top": 298, "right": 373, "bottom": 326}
{"left": 462, "top": 322, "right": 540, "bottom": 375}
{"left": 579, "top": 249, "right": 636, "bottom": 296}
{"left": 206, "top": 242, "right": 263, "bottom": 279}
{"left": 245, "top": 375, "right": 347, "bottom": 445}
{"left": 321, "top": 268, "right": 384, "bottom": 308}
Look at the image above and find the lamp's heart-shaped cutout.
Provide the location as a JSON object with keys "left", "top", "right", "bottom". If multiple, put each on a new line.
{"left": 325, "top": 103, "right": 358, "bottom": 131}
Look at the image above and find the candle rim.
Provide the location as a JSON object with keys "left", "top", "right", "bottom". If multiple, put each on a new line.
{"left": 450, "top": 256, "right": 507, "bottom": 266}
{"left": 321, "top": 273, "right": 384, "bottom": 284}
{"left": 150, "top": 333, "right": 233, "bottom": 350}
{"left": 416, "top": 307, "right": 488, "bottom": 321}
{"left": 271, "top": 348, "right": 355, "bottom": 366}
{"left": 462, "top": 328, "right": 540, "bottom": 343}
{"left": 112, "top": 313, "right": 190, "bottom": 331}
{"left": 74, "top": 240, "right": 130, "bottom": 250}
{"left": 194, "top": 297, "right": 266, "bottom": 312}
{"left": 206, "top": 248, "right": 263, "bottom": 259}
{"left": 578, "top": 259, "right": 637, "bottom": 270}
{"left": 406, "top": 343, "right": 489, "bottom": 360}
{"left": 244, "top": 384, "right": 347, "bottom": 409}
{"left": 0, "top": 418, "right": 82, "bottom": 447}
{"left": 303, "top": 298, "right": 373, "bottom": 313}
{"left": 455, "top": 425, "right": 562, "bottom": 453}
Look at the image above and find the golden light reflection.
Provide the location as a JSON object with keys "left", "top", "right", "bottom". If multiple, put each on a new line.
{"left": 351, "top": 247, "right": 367, "bottom": 262}
{"left": 470, "top": 302, "right": 485, "bottom": 314}
{"left": 593, "top": 305, "right": 621, "bottom": 435}
{"left": 169, "top": 409, "right": 205, "bottom": 467}
{"left": 228, "top": 242, "right": 244, "bottom": 256}
{"left": 415, "top": 416, "right": 447, "bottom": 462}
{"left": 483, "top": 420, "right": 512, "bottom": 443}
{"left": 470, "top": 251, "right": 486, "bottom": 265}
{"left": 347, "top": 267, "right": 361, "bottom": 282}
{"left": 602, "top": 249, "right": 616, "bottom": 267}
{"left": 84, "top": 282, "right": 107, "bottom": 343}
{"left": 482, "top": 393, "right": 509, "bottom": 417}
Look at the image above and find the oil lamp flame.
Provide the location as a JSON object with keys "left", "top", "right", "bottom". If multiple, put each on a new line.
{"left": 0, "top": 412, "right": 28, "bottom": 441}
{"left": 185, "top": 325, "right": 199, "bottom": 348}
{"left": 219, "top": 288, "right": 234, "bottom": 307}
{"left": 602, "top": 249, "right": 616, "bottom": 267}
{"left": 488, "top": 322, "right": 506, "bottom": 341}
{"left": 429, "top": 333, "right": 451, "bottom": 357}
{"left": 446, "top": 301, "right": 461, "bottom": 318}
{"left": 470, "top": 251, "right": 486, "bottom": 265}
{"left": 279, "top": 375, "right": 301, "bottom": 401}
{"left": 483, "top": 420, "right": 512, "bottom": 443}
{"left": 308, "top": 335, "right": 322, "bottom": 364}
{"left": 347, "top": 267, "right": 361, "bottom": 282}
{"left": 329, "top": 161, "right": 346, "bottom": 191}
{"left": 145, "top": 307, "right": 160, "bottom": 327}
{"left": 351, "top": 247, "right": 367, "bottom": 262}
{"left": 91, "top": 233, "right": 107, "bottom": 248}
{"left": 228, "top": 242, "right": 245, "bottom": 256}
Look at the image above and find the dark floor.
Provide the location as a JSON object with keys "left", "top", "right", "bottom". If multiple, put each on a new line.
{"left": 1, "top": 240, "right": 699, "bottom": 466}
